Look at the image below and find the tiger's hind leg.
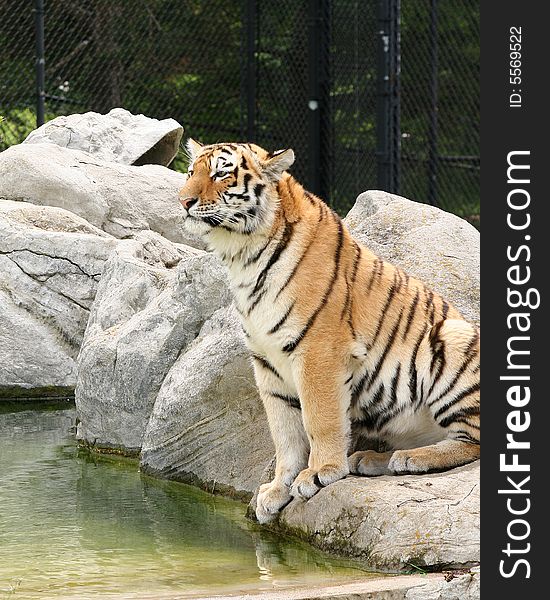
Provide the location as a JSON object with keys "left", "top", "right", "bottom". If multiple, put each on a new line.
{"left": 389, "top": 319, "right": 480, "bottom": 474}
{"left": 388, "top": 438, "right": 479, "bottom": 474}
{"left": 350, "top": 319, "right": 480, "bottom": 476}
{"left": 349, "top": 440, "right": 479, "bottom": 475}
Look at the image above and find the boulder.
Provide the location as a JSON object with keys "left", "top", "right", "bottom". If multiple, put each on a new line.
{"left": 0, "top": 200, "right": 117, "bottom": 398}
{"left": 75, "top": 232, "right": 232, "bottom": 454}
{"left": 141, "top": 306, "right": 274, "bottom": 500}
{"left": 344, "top": 190, "right": 480, "bottom": 324}
{"left": 74, "top": 232, "right": 273, "bottom": 496}
{"left": 23, "top": 108, "right": 183, "bottom": 167}
{"left": 0, "top": 143, "right": 200, "bottom": 247}
{"left": 249, "top": 461, "right": 479, "bottom": 572}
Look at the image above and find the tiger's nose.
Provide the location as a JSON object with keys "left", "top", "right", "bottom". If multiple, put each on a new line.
{"left": 180, "top": 197, "right": 198, "bottom": 210}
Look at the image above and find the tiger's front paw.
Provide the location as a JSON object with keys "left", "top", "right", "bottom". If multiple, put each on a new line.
{"left": 255, "top": 480, "right": 292, "bottom": 524}
{"left": 290, "top": 463, "right": 349, "bottom": 500}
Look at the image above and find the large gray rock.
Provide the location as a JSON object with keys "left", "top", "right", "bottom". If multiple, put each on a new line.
{"left": 141, "top": 306, "right": 274, "bottom": 499}
{"left": 250, "top": 461, "right": 479, "bottom": 572}
{"left": 344, "top": 191, "right": 479, "bottom": 324}
{"left": 75, "top": 232, "right": 232, "bottom": 454}
{"left": 23, "top": 108, "right": 183, "bottom": 167}
{"left": 0, "top": 143, "right": 200, "bottom": 246}
{"left": 0, "top": 201, "right": 117, "bottom": 398}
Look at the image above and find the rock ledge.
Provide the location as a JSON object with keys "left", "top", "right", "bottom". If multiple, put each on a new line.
{"left": 250, "top": 462, "right": 479, "bottom": 572}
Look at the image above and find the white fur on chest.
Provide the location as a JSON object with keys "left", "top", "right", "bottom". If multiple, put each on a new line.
{"left": 239, "top": 297, "right": 298, "bottom": 394}
{"left": 220, "top": 236, "right": 301, "bottom": 390}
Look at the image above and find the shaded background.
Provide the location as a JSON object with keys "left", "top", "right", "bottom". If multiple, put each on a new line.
{"left": 0, "top": 0, "right": 479, "bottom": 226}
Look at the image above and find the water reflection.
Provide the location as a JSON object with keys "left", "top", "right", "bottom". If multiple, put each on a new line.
{"left": 0, "top": 404, "right": 369, "bottom": 599}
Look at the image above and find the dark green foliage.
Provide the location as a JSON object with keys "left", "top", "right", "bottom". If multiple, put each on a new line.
{"left": 0, "top": 0, "right": 479, "bottom": 224}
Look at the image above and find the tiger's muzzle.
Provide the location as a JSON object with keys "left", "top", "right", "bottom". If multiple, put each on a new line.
{"left": 180, "top": 196, "right": 198, "bottom": 211}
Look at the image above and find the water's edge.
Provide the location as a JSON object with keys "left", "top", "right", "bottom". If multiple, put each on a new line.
{"left": 1, "top": 401, "right": 382, "bottom": 599}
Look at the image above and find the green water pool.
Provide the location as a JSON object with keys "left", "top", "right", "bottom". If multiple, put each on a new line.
{"left": 0, "top": 402, "right": 373, "bottom": 599}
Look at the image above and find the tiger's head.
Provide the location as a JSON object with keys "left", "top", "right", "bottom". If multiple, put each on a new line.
{"left": 178, "top": 139, "right": 295, "bottom": 237}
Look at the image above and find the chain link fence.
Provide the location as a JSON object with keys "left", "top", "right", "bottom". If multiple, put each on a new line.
{"left": 0, "top": 0, "right": 37, "bottom": 148}
{"left": 1, "top": 0, "right": 246, "bottom": 171}
{"left": 0, "top": 0, "right": 479, "bottom": 226}
{"left": 401, "top": 0, "right": 480, "bottom": 226}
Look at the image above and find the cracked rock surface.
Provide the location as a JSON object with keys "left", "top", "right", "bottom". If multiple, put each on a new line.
{"left": 249, "top": 461, "right": 479, "bottom": 571}
{"left": 23, "top": 107, "right": 183, "bottom": 167}
{"left": 140, "top": 305, "right": 274, "bottom": 499}
{"left": 0, "top": 142, "right": 201, "bottom": 247}
{"left": 75, "top": 232, "right": 274, "bottom": 495}
{"left": 0, "top": 200, "right": 117, "bottom": 398}
{"left": 75, "top": 232, "right": 234, "bottom": 454}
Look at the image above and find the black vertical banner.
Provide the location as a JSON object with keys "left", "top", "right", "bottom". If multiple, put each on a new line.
{"left": 482, "top": 1, "right": 548, "bottom": 596}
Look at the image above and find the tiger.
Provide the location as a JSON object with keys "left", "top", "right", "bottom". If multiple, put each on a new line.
{"left": 178, "top": 139, "right": 480, "bottom": 524}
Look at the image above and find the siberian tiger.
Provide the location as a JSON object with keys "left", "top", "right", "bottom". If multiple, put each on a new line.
{"left": 178, "top": 139, "right": 480, "bottom": 524}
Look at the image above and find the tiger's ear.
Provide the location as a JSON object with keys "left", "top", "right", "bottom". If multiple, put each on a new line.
{"left": 186, "top": 138, "right": 203, "bottom": 160}
{"left": 261, "top": 149, "right": 295, "bottom": 182}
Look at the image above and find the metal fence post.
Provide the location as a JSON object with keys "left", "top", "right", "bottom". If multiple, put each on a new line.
{"left": 245, "top": 0, "right": 257, "bottom": 142}
{"left": 376, "top": 0, "right": 400, "bottom": 193}
{"left": 307, "top": 0, "right": 330, "bottom": 198}
{"left": 33, "top": 0, "right": 46, "bottom": 127}
{"left": 307, "top": 0, "right": 321, "bottom": 196}
{"left": 427, "top": 0, "right": 439, "bottom": 206}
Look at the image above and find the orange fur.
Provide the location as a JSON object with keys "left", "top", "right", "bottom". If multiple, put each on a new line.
{"left": 178, "top": 141, "right": 480, "bottom": 523}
